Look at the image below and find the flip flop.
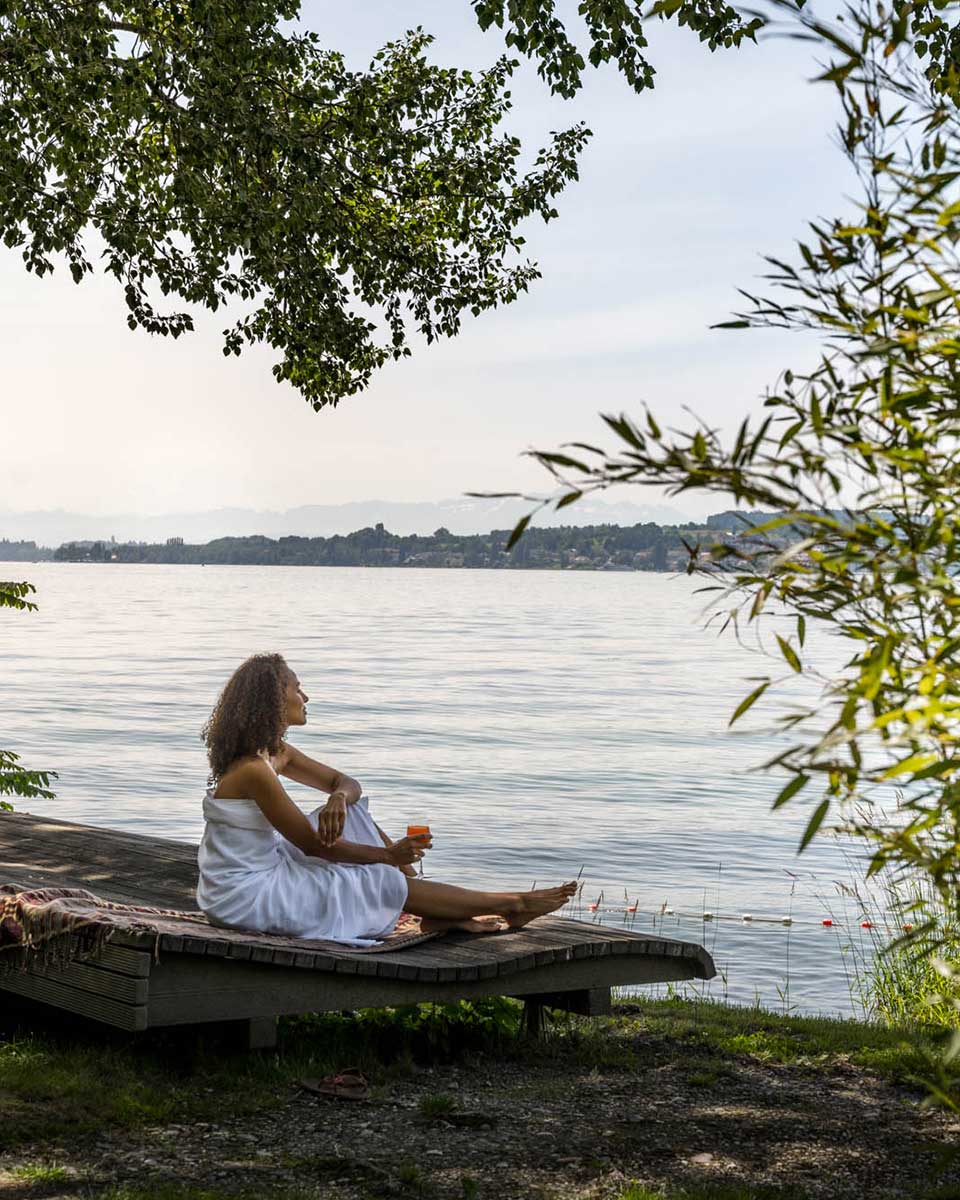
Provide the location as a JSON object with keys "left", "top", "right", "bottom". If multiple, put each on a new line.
{"left": 297, "top": 1068, "right": 369, "bottom": 1102}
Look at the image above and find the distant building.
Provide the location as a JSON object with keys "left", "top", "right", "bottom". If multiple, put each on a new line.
{"left": 166, "top": 536, "right": 184, "bottom": 546}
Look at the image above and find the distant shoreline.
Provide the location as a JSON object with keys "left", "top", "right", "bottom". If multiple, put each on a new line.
{"left": 0, "top": 512, "right": 778, "bottom": 574}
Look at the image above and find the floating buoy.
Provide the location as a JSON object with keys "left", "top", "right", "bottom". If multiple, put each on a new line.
{"left": 742, "top": 914, "right": 753, "bottom": 921}
{"left": 703, "top": 912, "right": 714, "bottom": 921}
{"left": 861, "top": 921, "right": 874, "bottom": 929}
{"left": 902, "top": 923, "right": 914, "bottom": 932}
{"left": 822, "top": 919, "right": 834, "bottom": 927}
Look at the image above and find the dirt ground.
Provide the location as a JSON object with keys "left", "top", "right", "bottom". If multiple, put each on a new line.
{"left": 2, "top": 1018, "right": 960, "bottom": 1200}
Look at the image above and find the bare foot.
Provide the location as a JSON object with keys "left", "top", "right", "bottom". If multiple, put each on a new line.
{"left": 505, "top": 882, "right": 577, "bottom": 929}
{"left": 420, "top": 915, "right": 509, "bottom": 935}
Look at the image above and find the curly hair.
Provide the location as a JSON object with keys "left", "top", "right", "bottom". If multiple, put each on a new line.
{"left": 202, "top": 653, "right": 291, "bottom": 783}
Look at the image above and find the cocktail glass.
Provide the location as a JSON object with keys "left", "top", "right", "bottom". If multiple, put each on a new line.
{"left": 406, "top": 824, "right": 431, "bottom": 877}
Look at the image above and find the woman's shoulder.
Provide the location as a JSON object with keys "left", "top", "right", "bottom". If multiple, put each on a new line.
{"left": 212, "top": 753, "right": 277, "bottom": 800}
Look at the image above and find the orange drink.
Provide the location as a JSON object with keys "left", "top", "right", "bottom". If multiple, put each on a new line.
{"left": 406, "top": 824, "right": 431, "bottom": 876}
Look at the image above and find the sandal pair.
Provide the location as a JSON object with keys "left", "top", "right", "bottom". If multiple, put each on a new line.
{"left": 297, "top": 1067, "right": 369, "bottom": 1102}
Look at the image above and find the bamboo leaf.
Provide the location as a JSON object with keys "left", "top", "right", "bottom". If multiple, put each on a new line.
{"left": 881, "top": 752, "right": 939, "bottom": 779}
{"left": 773, "top": 773, "right": 810, "bottom": 809}
{"left": 506, "top": 514, "right": 532, "bottom": 550}
{"left": 538, "top": 453, "right": 589, "bottom": 472}
{"left": 912, "top": 758, "right": 960, "bottom": 781}
{"left": 729, "top": 680, "right": 771, "bottom": 726}
{"left": 776, "top": 635, "right": 802, "bottom": 673}
{"left": 798, "top": 798, "right": 830, "bottom": 853}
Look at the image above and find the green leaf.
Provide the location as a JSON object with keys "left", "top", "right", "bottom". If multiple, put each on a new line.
{"left": 776, "top": 635, "right": 802, "bottom": 673}
{"left": 601, "top": 413, "right": 644, "bottom": 450}
{"left": 506, "top": 514, "right": 532, "bottom": 550}
{"left": 0, "top": 581, "right": 38, "bottom": 612}
{"left": 798, "top": 799, "right": 830, "bottom": 853}
{"left": 881, "top": 752, "right": 939, "bottom": 780}
{"left": 773, "top": 773, "right": 810, "bottom": 809}
{"left": 728, "top": 680, "right": 771, "bottom": 726}
{"left": 538, "top": 453, "right": 589, "bottom": 472}
{"left": 912, "top": 758, "right": 960, "bottom": 781}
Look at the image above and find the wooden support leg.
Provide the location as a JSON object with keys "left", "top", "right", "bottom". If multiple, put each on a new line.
{"left": 244, "top": 1016, "right": 278, "bottom": 1051}
{"left": 516, "top": 987, "right": 611, "bottom": 1034}
{"left": 200, "top": 1015, "right": 278, "bottom": 1052}
{"left": 522, "top": 998, "right": 545, "bottom": 1038}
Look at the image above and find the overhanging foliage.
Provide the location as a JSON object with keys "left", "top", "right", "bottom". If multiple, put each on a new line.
{"left": 508, "top": 1, "right": 960, "bottom": 988}
{"left": 0, "top": 0, "right": 778, "bottom": 408}
{"left": 0, "top": 583, "right": 56, "bottom": 810}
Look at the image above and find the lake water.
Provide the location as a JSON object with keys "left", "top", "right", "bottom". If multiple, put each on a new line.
{"left": 2, "top": 563, "right": 882, "bottom": 1017}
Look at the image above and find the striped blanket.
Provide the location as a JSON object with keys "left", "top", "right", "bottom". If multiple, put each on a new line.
{"left": 0, "top": 883, "right": 434, "bottom": 973}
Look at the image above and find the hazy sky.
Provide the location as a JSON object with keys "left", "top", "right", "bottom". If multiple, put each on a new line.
{"left": 1, "top": 2, "right": 852, "bottom": 519}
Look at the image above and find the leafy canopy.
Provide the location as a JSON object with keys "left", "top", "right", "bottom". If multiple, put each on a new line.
{"left": 0, "top": 0, "right": 769, "bottom": 409}
{"left": 0, "top": 2, "right": 592, "bottom": 408}
{"left": 471, "top": 0, "right": 763, "bottom": 98}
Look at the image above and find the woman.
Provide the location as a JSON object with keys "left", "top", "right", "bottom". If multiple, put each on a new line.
{"left": 197, "top": 653, "right": 576, "bottom": 944}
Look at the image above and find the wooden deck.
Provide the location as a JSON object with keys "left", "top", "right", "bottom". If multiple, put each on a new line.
{"left": 0, "top": 812, "right": 716, "bottom": 1047}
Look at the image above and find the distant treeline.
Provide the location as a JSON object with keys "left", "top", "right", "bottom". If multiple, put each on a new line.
{"left": 42, "top": 511, "right": 788, "bottom": 571}
{"left": 0, "top": 540, "right": 53, "bottom": 562}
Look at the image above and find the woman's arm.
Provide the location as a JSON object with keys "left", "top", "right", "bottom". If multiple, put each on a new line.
{"left": 373, "top": 820, "right": 422, "bottom": 878}
{"left": 275, "top": 742, "right": 361, "bottom": 844}
{"left": 276, "top": 742, "right": 361, "bottom": 802}
{"left": 232, "top": 759, "right": 420, "bottom": 867}
{"left": 312, "top": 837, "right": 421, "bottom": 867}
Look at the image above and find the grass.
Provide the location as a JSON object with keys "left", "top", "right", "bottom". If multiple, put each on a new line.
{"left": 0, "top": 993, "right": 952, "bottom": 1156}
{"left": 10, "top": 1162, "right": 72, "bottom": 1184}
{"left": 396, "top": 1160, "right": 424, "bottom": 1189}
{"left": 604, "top": 996, "right": 943, "bottom": 1083}
{"left": 418, "top": 1091, "right": 458, "bottom": 1118}
{"left": 90, "top": 1189, "right": 314, "bottom": 1200}
{"left": 613, "top": 1186, "right": 960, "bottom": 1200}
{"left": 810, "top": 847, "right": 960, "bottom": 1030}
{"left": 867, "top": 927, "right": 960, "bottom": 1029}
{"left": 76, "top": 1186, "right": 821, "bottom": 1200}
{"left": 0, "top": 997, "right": 520, "bottom": 1153}
{"left": 0, "top": 1036, "right": 181, "bottom": 1149}
{"left": 82, "top": 1190, "right": 232, "bottom": 1200}
{"left": 615, "top": 1186, "right": 811, "bottom": 1200}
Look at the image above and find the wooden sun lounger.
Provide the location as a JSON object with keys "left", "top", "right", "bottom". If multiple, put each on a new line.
{"left": 0, "top": 812, "right": 716, "bottom": 1048}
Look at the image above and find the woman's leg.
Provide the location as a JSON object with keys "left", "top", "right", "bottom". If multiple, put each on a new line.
{"left": 404, "top": 878, "right": 576, "bottom": 930}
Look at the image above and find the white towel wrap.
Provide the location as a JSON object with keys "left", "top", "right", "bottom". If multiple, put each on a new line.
{"left": 197, "top": 792, "right": 409, "bottom": 947}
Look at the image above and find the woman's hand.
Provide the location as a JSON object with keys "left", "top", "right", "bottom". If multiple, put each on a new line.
{"left": 386, "top": 834, "right": 430, "bottom": 868}
{"left": 317, "top": 791, "right": 348, "bottom": 846}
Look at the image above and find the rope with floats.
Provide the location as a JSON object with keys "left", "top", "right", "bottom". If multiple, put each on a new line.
{"left": 561, "top": 893, "right": 916, "bottom": 934}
